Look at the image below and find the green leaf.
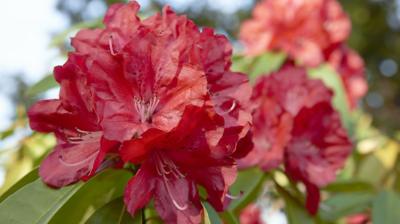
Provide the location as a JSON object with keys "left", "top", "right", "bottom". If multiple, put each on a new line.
{"left": 308, "top": 65, "right": 352, "bottom": 131}
{"left": 25, "top": 75, "right": 58, "bottom": 97}
{"left": 232, "top": 52, "right": 286, "bottom": 81}
{"left": 0, "top": 167, "right": 39, "bottom": 203}
{"left": 319, "top": 192, "right": 374, "bottom": 222}
{"left": 275, "top": 183, "right": 313, "bottom": 224}
{"left": 372, "top": 191, "right": 400, "bottom": 224}
{"left": 221, "top": 211, "right": 240, "bottom": 224}
{"left": 228, "top": 168, "right": 265, "bottom": 211}
{"left": 0, "top": 127, "right": 15, "bottom": 140}
{"left": 0, "top": 179, "right": 82, "bottom": 224}
{"left": 324, "top": 180, "right": 375, "bottom": 193}
{"left": 86, "top": 197, "right": 140, "bottom": 224}
{"left": 250, "top": 52, "right": 286, "bottom": 79}
{"left": 49, "top": 169, "right": 132, "bottom": 224}
{"left": 203, "top": 202, "right": 222, "bottom": 224}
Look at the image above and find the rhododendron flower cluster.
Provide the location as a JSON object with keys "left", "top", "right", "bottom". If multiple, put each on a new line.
{"left": 240, "top": 0, "right": 367, "bottom": 108}
{"left": 239, "top": 65, "right": 352, "bottom": 214}
{"left": 28, "top": 1, "right": 252, "bottom": 223}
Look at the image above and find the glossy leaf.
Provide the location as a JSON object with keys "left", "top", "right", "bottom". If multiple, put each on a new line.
{"left": 25, "top": 75, "right": 58, "bottom": 97}
{"left": 0, "top": 179, "right": 82, "bottom": 224}
{"left": 372, "top": 191, "right": 400, "bottom": 224}
{"left": 228, "top": 168, "right": 265, "bottom": 211}
{"left": 0, "top": 167, "right": 39, "bottom": 203}
{"left": 86, "top": 197, "right": 140, "bottom": 224}
{"left": 49, "top": 169, "right": 132, "bottom": 224}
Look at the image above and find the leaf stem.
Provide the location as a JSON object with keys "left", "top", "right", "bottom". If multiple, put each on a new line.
{"left": 141, "top": 208, "right": 146, "bottom": 224}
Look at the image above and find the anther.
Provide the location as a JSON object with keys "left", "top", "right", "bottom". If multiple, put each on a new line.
{"left": 108, "top": 35, "right": 117, "bottom": 56}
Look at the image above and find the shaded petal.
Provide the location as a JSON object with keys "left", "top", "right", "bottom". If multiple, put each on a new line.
{"left": 28, "top": 100, "right": 95, "bottom": 133}
{"left": 190, "top": 166, "right": 236, "bottom": 211}
{"left": 305, "top": 183, "right": 320, "bottom": 215}
{"left": 124, "top": 162, "right": 156, "bottom": 216}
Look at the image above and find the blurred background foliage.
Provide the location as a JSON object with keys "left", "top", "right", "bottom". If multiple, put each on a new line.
{"left": 1, "top": 0, "right": 400, "bottom": 223}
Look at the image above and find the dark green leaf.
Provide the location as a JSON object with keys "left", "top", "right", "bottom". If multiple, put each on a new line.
{"left": 49, "top": 169, "right": 132, "bottom": 224}
{"left": 228, "top": 168, "right": 265, "bottom": 211}
{"left": 86, "top": 197, "right": 140, "bottom": 224}
{"left": 25, "top": 75, "right": 58, "bottom": 97}
{"left": 0, "top": 179, "right": 82, "bottom": 224}
{"left": 319, "top": 192, "right": 374, "bottom": 222}
{"left": 0, "top": 167, "right": 39, "bottom": 203}
{"left": 372, "top": 191, "right": 400, "bottom": 224}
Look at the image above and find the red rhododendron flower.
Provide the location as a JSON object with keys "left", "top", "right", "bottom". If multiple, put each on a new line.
{"left": 326, "top": 45, "right": 368, "bottom": 108}
{"left": 239, "top": 66, "right": 332, "bottom": 170}
{"left": 29, "top": 1, "right": 252, "bottom": 223}
{"left": 240, "top": 0, "right": 350, "bottom": 67}
{"left": 240, "top": 204, "right": 265, "bottom": 224}
{"left": 71, "top": 2, "right": 251, "bottom": 142}
{"left": 28, "top": 54, "right": 118, "bottom": 187}
{"left": 239, "top": 65, "right": 352, "bottom": 214}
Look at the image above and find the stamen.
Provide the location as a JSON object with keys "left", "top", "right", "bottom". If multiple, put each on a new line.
{"left": 226, "top": 191, "right": 243, "bottom": 200}
{"left": 154, "top": 152, "right": 188, "bottom": 210}
{"left": 67, "top": 129, "right": 102, "bottom": 144}
{"left": 58, "top": 151, "right": 98, "bottom": 167}
{"left": 220, "top": 100, "right": 237, "bottom": 115}
{"left": 134, "top": 96, "right": 160, "bottom": 123}
{"left": 108, "top": 35, "right": 117, "bottom": 56}
{"left": 162, "top": 174, "right": 188, "bottom": 211}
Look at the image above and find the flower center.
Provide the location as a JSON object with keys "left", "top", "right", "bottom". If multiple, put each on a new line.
{"left": 154, "top": 152, "right": 188, "bottom": 211}
{"left": 134, "top": 96, "right": 160, "bottom": 123}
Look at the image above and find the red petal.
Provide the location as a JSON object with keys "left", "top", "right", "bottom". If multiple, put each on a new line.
{"left": 305, "top": 183, "right": 320, "bottom": 215}
{"left": 120, "top": 128, "right": 165, "bottom": 163}
{"left": 39, "top": 141, "right": 100, "bottom": 188}
{"left": 124, "top": 162, "right": 156, "bottom": 216}
{"left": 154, "top": 176, "right": 202, "bottom": 224}
{"left": 285, "top": 102, "right": 352, "bottom": 188}
{"left": 190, "top": 166, "right": 236, "bottom": 211}
{"left": 28, "top": 100, "right": 95, "bottom": 134}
